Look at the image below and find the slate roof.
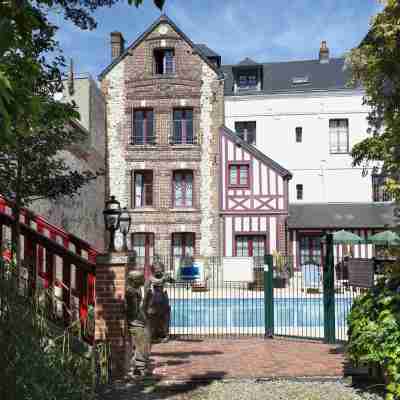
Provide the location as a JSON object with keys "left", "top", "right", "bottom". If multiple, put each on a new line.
{"left": 194, "top": 44, "right": 220, "bottom": 59}
{"left": 99, "top": 15, "right": 222, "bottom": 80}
{"left": 221, "top": 57, "right": 355, "bottom": 96}
{"left": 221, "top": 126, "right": 292, "bottom": 179}
{"left": 288, "top": 203, "right": 395, "bottom": 229}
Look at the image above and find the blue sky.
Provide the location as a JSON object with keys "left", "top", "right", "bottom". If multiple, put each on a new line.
{"left": 51, "top": 0, "right": 382, "bottom": 79}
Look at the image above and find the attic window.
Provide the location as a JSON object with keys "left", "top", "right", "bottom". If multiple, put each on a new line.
{"left": 291, "top": 76, "right": 310, "bottom": 85}
{"left": 154, "top": 48, "right": 175, "bottom": 75}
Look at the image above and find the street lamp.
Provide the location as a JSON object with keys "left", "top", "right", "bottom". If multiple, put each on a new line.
{"left": 103, "top": 196, "right": 121, "bottom": 252}
{"left": 119, "top": 207, "right": 131, "bottom": 252}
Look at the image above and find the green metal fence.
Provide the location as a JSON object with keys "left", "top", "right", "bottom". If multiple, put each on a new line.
{"left": 141, "top": 251, "right": 362, "bottom": 343}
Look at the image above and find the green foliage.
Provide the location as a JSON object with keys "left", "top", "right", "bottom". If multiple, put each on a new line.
{"left": 348, "top": 0, "right": 400, "bottom": 199}
{"left": 347, "top": 277, "right": 400, "bottom": 400}
{"left": 0, "top": 252, "right": 106, "bottom": 400}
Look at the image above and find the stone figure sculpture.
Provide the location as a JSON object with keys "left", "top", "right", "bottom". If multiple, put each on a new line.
{"left": 125, "top": 270, "right": 152, "bottom": 376}
{"left": 147, "top": 260, "right": 171, "bottom": 342}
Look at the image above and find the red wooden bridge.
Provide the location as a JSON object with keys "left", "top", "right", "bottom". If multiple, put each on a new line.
{"left": 0, "top": 196, "right": 99, "bottom": 343}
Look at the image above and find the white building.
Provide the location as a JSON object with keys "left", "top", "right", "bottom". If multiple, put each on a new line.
{"left": 223, "top": 43, "right": 376, "bottom": 204}
{"left": 221, "top": 42, "right": 394, "bottom": 267}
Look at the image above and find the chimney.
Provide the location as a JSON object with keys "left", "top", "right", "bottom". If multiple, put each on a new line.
{"left": 68, "top": 58, "right": 74, "bottom": 96}
{"left": 110, "top": 31, "right": 125, "bottom": 60}
{"left": 319, "top": 40, "right": 330, "bottom": 64}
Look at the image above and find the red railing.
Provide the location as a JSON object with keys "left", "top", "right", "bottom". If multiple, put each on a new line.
{"left": 0, "top": 196, "right": 99, "bottom": 343}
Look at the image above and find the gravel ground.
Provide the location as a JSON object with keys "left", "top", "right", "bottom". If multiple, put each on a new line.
{"left": 98, "top": 379, "right": 385, "bottom": 400}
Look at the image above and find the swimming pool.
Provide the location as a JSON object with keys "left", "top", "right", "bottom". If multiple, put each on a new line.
{"left": 170, "top": 297, "right": 353, "bottom": 329}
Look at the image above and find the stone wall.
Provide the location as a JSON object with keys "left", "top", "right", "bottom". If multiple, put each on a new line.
{"left": 32, "top": 76, "right": 106, "bottom": 251}
{"left": 101, "top": 18, "right": 224, "bottom": 257}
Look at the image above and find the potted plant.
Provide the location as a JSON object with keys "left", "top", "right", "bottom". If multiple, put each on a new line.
{"left": 272, "top": 250, "right": 288, "bottom": 288}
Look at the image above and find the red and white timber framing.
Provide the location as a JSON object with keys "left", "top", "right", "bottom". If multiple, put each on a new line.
{"left": 219, "top": 127, "right": 292, "bottom": 256}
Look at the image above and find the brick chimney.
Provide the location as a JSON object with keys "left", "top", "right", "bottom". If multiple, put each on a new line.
{"left": 110, "top": 31, "right": 125, "bottom": 60}
{"left": 319, "top": 40, "right": 330, "bottom": 64}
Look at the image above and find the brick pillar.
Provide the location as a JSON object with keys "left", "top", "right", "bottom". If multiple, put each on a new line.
{"left": 95, "top": 253, "right": 130, "bottom": 377}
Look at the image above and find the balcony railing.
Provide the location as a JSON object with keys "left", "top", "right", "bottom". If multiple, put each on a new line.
{"left": 131, "top": 120, "right": 156, "bottom": 145}
{"left": 169, "top": 119, "right": 199, "bottom": 145}
{"left": 130, "top": 118, "right": 200, "bottom": 146}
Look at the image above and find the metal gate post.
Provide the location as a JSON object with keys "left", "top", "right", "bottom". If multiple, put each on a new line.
{"left": 264, "top": 254, "right": 274, "bottom": 338}
{"left": 323, "top": 233, "right": 336, "bottom": 343}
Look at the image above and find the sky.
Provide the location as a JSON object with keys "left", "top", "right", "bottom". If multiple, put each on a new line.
{"left": 51, "top": 0, "right": 382, "bottom": 80}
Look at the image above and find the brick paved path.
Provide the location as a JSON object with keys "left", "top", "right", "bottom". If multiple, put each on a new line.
{"left": 150, "top": 338, "right": 345, "bottom": 381}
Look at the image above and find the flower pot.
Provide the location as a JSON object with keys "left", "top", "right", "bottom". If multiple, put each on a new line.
{"left": 273, "top": 276, "right": 287, "bottom": 288}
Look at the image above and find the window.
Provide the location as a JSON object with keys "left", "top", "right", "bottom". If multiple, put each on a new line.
{"left": 154, "top": 48, "right": 175, "bottom": 75}
{"left": 172, "top": 233, "right": 195, "bottom": 269}
{"left": 133, "top": 171, "right": 153, "bottom": 208}
{"left": 372, "top": 175, "right": 393, "bottom": 202}
{"left": 299, "top": 235, "right": 322, "bottom": 265}
{"left": 329, "top": 119, "right": 349, "bottom": 154}
{"left": 132, "top": 233, "right": 154, "bottom": 269}
{"left": 173, "top": 170, "right": 193, "bottom": 208}
{"left": 292, "top": 76, "right": 310, "bottom": 85}
{"left": 132, "top": 110, "right": 154, "bottom": 145}
{"left": 238, "top": 75, "right": 258, "bottom": 89}
{"left": 296, "top": 184, "right": 303, "bottom": 200}
{"left": 295, "top": 127, "right": 302, "bottom": 143}
{"left": 235, "top": 121, "right": 256, "bottom": 145}
{"left": 235, "top": 235, "right": 266, "bottom": 257}
{"left": 228, "top": 164, "right": 249, "bottom": 188}
{"left": 172, "top": 233, "right": 194, "bottom": 258}
{"left": 172, "top": 109, "right": 194, "bottom": 144}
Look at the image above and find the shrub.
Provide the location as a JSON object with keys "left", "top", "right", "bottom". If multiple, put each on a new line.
{"left": 0, "top": 253, "right": 95, "bottom": 400}
{"left": 347, "top": 278, "right": 400, "bottom": 400}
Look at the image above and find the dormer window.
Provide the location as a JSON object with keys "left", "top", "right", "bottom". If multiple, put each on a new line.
{"left": 238, "top": 74, "right": 258, "bottom": 90}
{"left": 154, "top": 48, "right": 175, "bottom": 75}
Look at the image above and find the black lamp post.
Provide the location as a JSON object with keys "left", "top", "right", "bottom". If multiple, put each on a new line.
{"left": 119, "top": 207, "right": 131, "bottom": 252}
{"left": 103, "top": 196, "right": 121, "bottom": 252}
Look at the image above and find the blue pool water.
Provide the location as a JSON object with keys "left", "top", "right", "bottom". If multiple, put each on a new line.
{"left": 170, "top": 298, "right": 354, "bottom": 328}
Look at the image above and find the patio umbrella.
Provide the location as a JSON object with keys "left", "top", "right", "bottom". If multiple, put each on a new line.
{"left": 332, "top": 230, "right": 364, "bottom": 244}
{"left": 367, "top": 230, "right": 400, "bottom": 246}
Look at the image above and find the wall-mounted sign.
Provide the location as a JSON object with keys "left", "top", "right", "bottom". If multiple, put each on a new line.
{"left": 348, "top": 258, "right": 374, "bottom": 288}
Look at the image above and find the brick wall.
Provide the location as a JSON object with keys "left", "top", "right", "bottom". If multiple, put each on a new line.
{"left": 95, "top": 254, "right": 129, "bottom": 376}
{"left": 102, "top": 19, "right": 224, "bottom": 258}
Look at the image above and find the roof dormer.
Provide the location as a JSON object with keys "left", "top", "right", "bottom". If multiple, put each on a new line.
{"left": 233, "top": 58, "right": 263, "bottom": 93}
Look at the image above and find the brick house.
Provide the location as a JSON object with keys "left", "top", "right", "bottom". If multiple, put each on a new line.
{"left": 99, "top": 15, "right": 225, "bottom": 270}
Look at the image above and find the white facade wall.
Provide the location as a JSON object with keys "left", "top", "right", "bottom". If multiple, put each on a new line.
{"left": 225, "top": 90, "right": 372, "bottom": 203}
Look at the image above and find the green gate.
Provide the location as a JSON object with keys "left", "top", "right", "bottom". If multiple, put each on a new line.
{"left": 263, "top": 234, "right": 361, "bottom": 343}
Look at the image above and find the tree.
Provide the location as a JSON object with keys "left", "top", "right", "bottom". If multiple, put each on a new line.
{"left": 348, "top": 0, "right": 400, "bottom": 199}
{"left": 0, "top": 0, "right": 165, "bottom": 144}
{"left": 347, "top": 5, "right": 400, "bottom": 397}
{"left": 0, "top": 0, "right": 165, "bottom": 276}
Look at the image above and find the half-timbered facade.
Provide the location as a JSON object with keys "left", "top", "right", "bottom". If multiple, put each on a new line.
{"left": 220, "top": 126, "right": 292, "bottom": 257}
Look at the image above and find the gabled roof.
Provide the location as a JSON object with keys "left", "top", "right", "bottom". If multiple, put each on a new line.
{"left": 222, "top": 57, "right": 355, "bottom": 95}
{"left": 288, "top": 202, "right": 395, "bottom": 229}
{"left": 220, "top": 126, "right": 292, "bottom": 179}
{"left": 99, "top": 15, "right": 222, "bottom": 80}
{"left": 238, "top": 57, "right": 259, "bottom": 66}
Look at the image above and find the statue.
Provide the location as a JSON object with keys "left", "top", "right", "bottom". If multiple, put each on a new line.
{"left": 147, "top": 259, "right": 171, "bottom": 342}
{"left": 125, "top": 270, "right": 152, "bottom": 376}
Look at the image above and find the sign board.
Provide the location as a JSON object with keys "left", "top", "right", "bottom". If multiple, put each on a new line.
{"left": 348, "top": 258, "right": 374, "bottom": 288}
{"left": 222, "top": 257, "right": 254, "bottom": 282}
